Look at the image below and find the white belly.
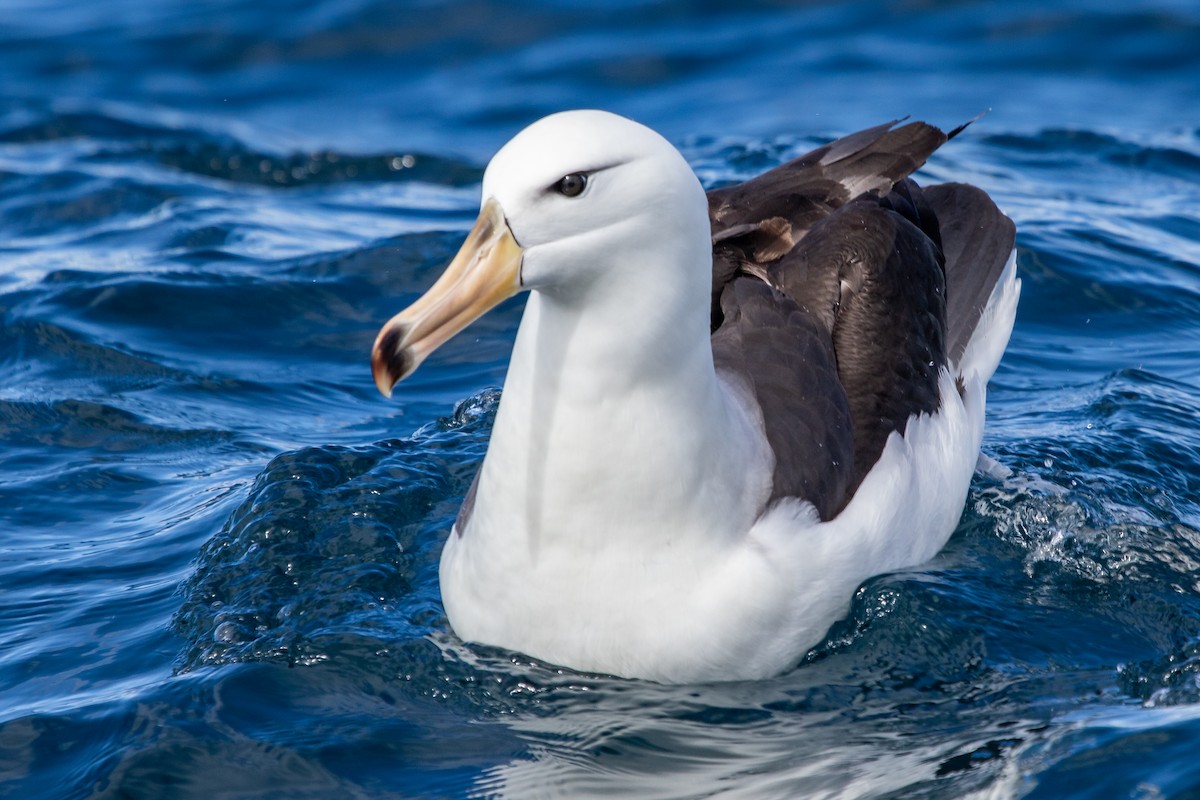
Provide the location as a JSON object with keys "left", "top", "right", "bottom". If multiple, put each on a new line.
{"left": 438, "top": 368, "right": 986, "bottom": 683}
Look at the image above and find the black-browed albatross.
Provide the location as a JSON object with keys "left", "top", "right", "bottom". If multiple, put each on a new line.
{"left": 371, "top": 110, "right": 1019, "bottom": 683}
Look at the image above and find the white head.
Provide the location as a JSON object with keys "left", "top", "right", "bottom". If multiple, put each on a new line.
{"left": 484, "top": 110, "right": 708, "bottom": 296}
{"left": 371, "top": 110, "right": 711, "bottom": 395}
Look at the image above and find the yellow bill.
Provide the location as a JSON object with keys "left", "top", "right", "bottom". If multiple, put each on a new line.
{"left": 371, "top": 198, "right": 523, "bottom": 397}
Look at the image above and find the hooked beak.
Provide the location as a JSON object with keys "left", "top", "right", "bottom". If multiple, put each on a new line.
{"left": 371, "top": 198, "right": 523, "bottom": 397}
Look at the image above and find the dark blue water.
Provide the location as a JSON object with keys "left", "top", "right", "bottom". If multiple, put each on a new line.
{"left": 3, "top": 1, "right": 1200, "bottom": 796}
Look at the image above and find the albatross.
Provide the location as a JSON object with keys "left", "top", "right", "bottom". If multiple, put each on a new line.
{"left": 371, "top": 110, "right": 1019, "bottom": 683}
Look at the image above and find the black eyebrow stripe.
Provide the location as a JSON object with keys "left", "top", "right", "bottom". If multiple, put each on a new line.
{"left": 542, "top": 161, "right": 623, "bottom": 193}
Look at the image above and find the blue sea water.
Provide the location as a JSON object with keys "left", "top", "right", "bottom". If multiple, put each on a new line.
{"left": 2, "top": 0, "right": 1200, "bottom": 796}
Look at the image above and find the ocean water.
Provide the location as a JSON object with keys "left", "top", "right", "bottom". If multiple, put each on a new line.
{"left": 2, "top": 0, "right": 1200, "bottom": 797}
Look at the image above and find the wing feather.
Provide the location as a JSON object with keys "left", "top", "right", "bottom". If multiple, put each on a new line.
{"left": 707, "top": 119, "right": 1014, "bottom": 513}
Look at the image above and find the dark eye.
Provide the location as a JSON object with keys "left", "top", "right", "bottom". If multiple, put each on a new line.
{"left": 555, "top": 173, "right": 588, "bottom": 197}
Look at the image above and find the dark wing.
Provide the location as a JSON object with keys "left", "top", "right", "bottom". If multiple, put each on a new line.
{"left": 708, "top": 119, "right": 1013, "bottom": 518}
{"left": 711, "top": 278, "right": 855, "bottom": 522}
{"left": 768, "top": 180, "right": 948, "bottom": 495}
{"left": 922, "top": 183, "right": 1016, "bottom": 364}
{"left": 707, "top": 118, "right": 949, "bottom": 326}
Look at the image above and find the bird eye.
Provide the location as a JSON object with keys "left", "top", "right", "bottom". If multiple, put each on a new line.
{"left": 555, "top": 173, "right": 588, "bottom": 198}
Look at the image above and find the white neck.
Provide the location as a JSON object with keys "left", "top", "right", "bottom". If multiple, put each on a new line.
{"left": 467, "top": 259, "right": 770, "bottom": 564}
